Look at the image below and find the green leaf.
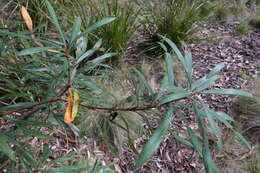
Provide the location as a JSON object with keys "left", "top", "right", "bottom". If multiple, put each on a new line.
{"left": 207, "top": 62, "right": 225, "bottom": 78}
{"left": 132, "top": 67, "right": 153, "bottom": 96}
{"left": 76, "top": 80, "right": 102, "bottom": 93}
{"left": 213, "top": 111, "right": 233, "bottom": 129}
{"left": 3, "top": 117, "right": 53, "bottom": 129}
{"left": 0, "top": 30, "right": 31, "bottom": 39}
{"left": 155, "top": 75, "right": 169, "bottom": 100}
{"left": 0, "top": 102, "right": 35, "bottom": 112}
{"left": 67, "top": 123, "right": 80, "bottom": 137}
{"left": 91, "top": 53, "right": 117, "bottom": 64}
{"left": 77, "top": 17, "right": 116, "bottom": 39}
{"left": 45, "top": 0, "right": 66, "bottom": 44}
{"left": 235, "top": 131, "right": 251, "bottom": 149}
{"left": 187, "top": 127, "right": 202, "bottom": 156}
{"left": 75, "top": 35, "right": 88, "bottom": 57}
{"left": 194, "top": 75, "right": 219, "bottom": 92}
{"left": 17, "top": 150, "right": 37, "bottom": 166}
{"left": 165, "top": 53, "right": 174, "bottom": 86}
{"left": 17, "top": 47, "right": 55, "bottom": 56}
{"left": 0, "top": 133, "right": 16, "bottom": 161}
{"left": 184, "top": 50, "right": 193, "bottom": 84}
{"left": 215, "top": 112, "right": 234, "bottom": 122}
{"left": 39, "top": 144, "right": 52, "bottom": 164}
{"left": 75, "top": 39, "right": 102, "bottom": 66}
{"left": 158, "top": 42, "right": 167, "bottom": 52}
{"left": 172, "top": 132, "right": 193, "bottom": 148}
{"left": 193, "top": 104, "right": 221, "bottom": 173}
{"left": 159, "top": 91, "right": 191, "bottom": 105}
{"left": 204, "top": 106, "right": 222, "bottom": 149}
{"left": 21, "top": 128, "right": 53, "bottom": 140}
{"left": 0, "top": 30, "right": 57, "bottom": 46}
{"left": 201, "top": 89, "right": 253, "bottom": 97}
{"left": 69, "top": 17, "right": 82, "bottom": 46}
{"left": 160, "top": 35, "right": 184, "bottom": 65}
{"left": 161, "top": 35, "right": 192, "bottom": 82}
{"left": 24, "top": 67, "right": 50, "bottom": 72}
{"left": 135, "top": 106, "right": 174, "bottom": 168}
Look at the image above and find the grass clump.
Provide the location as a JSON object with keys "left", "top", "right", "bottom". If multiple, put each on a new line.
{"left": 139, "top": 0, "right": 211, "bottom": 55}
{"left": 235, "top": 20, "right": 251, "bottom": 35}
{"left": 232, "top": 79, "right": 260, "bottom": 142}
{"left": 76, "top": 73, "right": 144, "bottom": 153}
{"left": 78, "top": 0, "right": 139, "bottom": 64}
{"left": 213, "top": 0, "right": 231, "bottom": 22}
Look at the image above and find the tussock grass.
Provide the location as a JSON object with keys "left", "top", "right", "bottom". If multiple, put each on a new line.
{"left": 232, "top": 79, "right": 260, "bottom": 142}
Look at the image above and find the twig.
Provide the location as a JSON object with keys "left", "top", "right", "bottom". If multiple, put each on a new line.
{"left": 79, "top": 102, "right": 158, "bottom": 112}
{"left": 0, "top": 97, "right": 61, "bottom": 116}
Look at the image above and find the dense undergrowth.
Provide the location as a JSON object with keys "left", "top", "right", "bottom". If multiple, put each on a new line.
{"left": 0, "top": 0, "right": 259, "bottom": 172}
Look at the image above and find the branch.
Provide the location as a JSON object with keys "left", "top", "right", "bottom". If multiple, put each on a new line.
{"left": 79, "top": 103, "right": 158, "bottom": 112}
{"left": 0, "top": 84, "right": 71, "bottom": 116}
{"left": 0, "top": 97, "right": 61, "bottom": 116}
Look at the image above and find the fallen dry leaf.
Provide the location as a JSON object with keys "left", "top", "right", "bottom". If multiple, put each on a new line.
{"left": 21, "top": 6, "right": 33, "bottom": 32}
{"left": 64, "top": 89, "right": 79, "bottom": 123}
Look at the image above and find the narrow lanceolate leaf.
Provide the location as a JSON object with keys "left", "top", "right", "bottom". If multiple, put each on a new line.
{"left": 69, "top": 17, "right": 81, "bottom": 46}
{"left": 155, "top": 75, "right": 169, "bottom": 100}
{"left": 77, "top": 17, "right": 116, "bottom": 39}
{"left": 0, "top": 102, "right": 35, "bottom": 113}
{"left": 132, "top": 67, "right": 153, "bottom": 96}
{"left": 187, "top": 127, "right": 202, "bottom": 157}
{"left": 158, "top": 42, "right": 167, "bottom": 52}
{"left": 135, "top": 106, "right": 174, "bottom": 168}
{"left": 235, "top": 131, "right": 251, "bottom": 149}
{"left": 22, "top": 128, "right": 53, "bottom": 140}
{"left": 161, "top": 35, "right": 192, "bottom": 81}
{"left": 92, "top": 53, "right": 117, "bottom": 64}
{"left": 207, "top": 62, "right": 225, "bottom": 78}
{"left": 75, "top": 39, "right": 102, "bottom": 66}
{"left": 64, "top": 89, "right": 80, "bottom": 123}
{"left": 201, "top": 89, "right": 253, "bottom": 97}
{"left": 204, "top": 106, "right": 222, "bottom": 149}
{"left": 159, "top": 91, "right": 191, "bottom": 105}
{"left": 21, "top": 6, "right": 33, "bottom": 32}
{"left": 45, "top": 0, "right": 66, "bottom": 44}
{"left": 194, "top": 105, "right": 221, "bottom": 173}
{"left": 214, "top": 112, "right": 234, "bottom": 128}
{"left": 17, "top": 47, "right": 55, "bottom": 56}
{"left": 172, "top": 132, "right": 193, "bottom": 148}
{"left": 165, "top": 53, "right": 174, "bottom": 87}
{"left": 160, "top": 35, "right": 184, "bottom": 64}
{"left": 0, "top": 133, "right": 16, "bottom": 161}
{"left": 194, "top": 75, "right": 219, "bottom": 92}
{"left": 184, "top": 51, "right": 193, "bottom": 85}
